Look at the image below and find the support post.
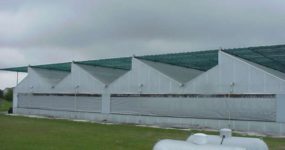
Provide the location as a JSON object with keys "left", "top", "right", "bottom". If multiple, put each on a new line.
{"left": 16, "top": 72, "right": 19, "bottom": 85}
{"left": 12, "top": 88, "right": 18, "bottom": 113}
{"left": 101, "top": 88, "right": 111, "bottom": 114}
{"left": 276, "top": 94, "right": 285, "bottom": 123}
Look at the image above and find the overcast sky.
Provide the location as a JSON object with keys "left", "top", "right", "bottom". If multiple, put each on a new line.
{"left": 0, "top": 0, "right": 285, "bottom": 89}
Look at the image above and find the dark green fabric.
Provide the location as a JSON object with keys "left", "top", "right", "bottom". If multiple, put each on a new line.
{"left": 1, "top": 44, "right": 285, "bottom": 73}
{"left": 32, "top": 62, "right": 72, "bottom": 72}
{"left": 223, "top": 45, "right": 285, "bottom": 73}
{"left": 0, "top": 66, "right": 28, "bottom": 72}
{"left": 0, "top": 63, "right": 71, "bottom": 72}
{"left": 75, "top": 57, "right": 132, "bottom": 70}
{"left": 137, "top": 50, "right": 219, "bottom": 71}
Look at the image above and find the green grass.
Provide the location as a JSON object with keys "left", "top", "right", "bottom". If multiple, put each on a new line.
{"left": 0, "top": 99, "right": 11, "bottom": 112}
{"left": 0, "top": 114, "right": 284, "bottom": 150}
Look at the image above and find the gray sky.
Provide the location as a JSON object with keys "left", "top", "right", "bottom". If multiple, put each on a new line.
{"left": 1, "top": 0, "right": 285, "bottom": 89}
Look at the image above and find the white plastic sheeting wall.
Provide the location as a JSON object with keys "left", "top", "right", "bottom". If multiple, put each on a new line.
{"left": 183, "top": 66, "right": 220, "bottom": 94}
{"left": 18, "top": 94, "right": 102, "bottom": 112}
{"left": 68, "top": 64, "right": 106, "bottom": 93}
{"left": 218, "top": 51, "right": 285, "bottom": 94}
{"left": 140, "top": 59, "right": 204, "bottom": 83}
{"left": 16, "top": 64, "right": 106, "bottom": 94}
{"left": 110, "top": 95, "right": 276, "bottom": 121}
{"left": 15, "top": 68, "right": 68, "bottom": 93}
{"left": 78, "top": 64, "right": 128, "bottom": 85}
{"left": 109, "top": 58, "right": 182, "bottom": 94}
{"left": 14, "top": 53, "right": 285, "bottom": 95}
{"left": 109, "top": 55, "right": 285, "bottom": 94}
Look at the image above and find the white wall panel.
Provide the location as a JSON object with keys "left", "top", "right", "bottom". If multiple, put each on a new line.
{"left": 54, "top": 74, "right": 74, "bottom": 93}
{"left": 16, "top": 67, "right": 71, "bottom": 93}
{"left": 110, "top": 96, "right": 276, "bottom": 121}
{"left": 32, "top": 68, "right": 69, "bottom": 86}
{"left": 140, "top": 59, "right": 204, "bottom": 83}
{"left": 78, "top": 64, "right": 128, "bottom": 85}
{"left": 205, "top": 66, "right": 220, "bottom": 93}
{"left": 219, "top": 51, "right": 285, "bottom": 94}
{"left": 76, "top": 97, "right": 102, "bottom": 112}
{"left": 184, "top": 66, "right": 219, "bottom": 94}
{"left": 25, "top": 68, "right": 55, "bottom": 93}
{"left": 72, "top": 64, "right": 105, "bottom": 93}
{"left": 15, "top": 74, "right": 32, "bottom": 93}
{"left": 220, "top": 52, "right": 234, "bottom": 90}
{"left": 233, "top": 60, "right": 249, "bottom": 93}
{"left": 14, "top": 52, "right": 285, "bottom": 96}
{"left": 249, "top": 67, "right": 265, "bottom": 92}
{"left": 265, "top": 75, "right": 281, "bottom": 93}
{"left": 109, "top": 58, "right": 180, "bottom": 94}
{"left": 27, "top": 68, "right": 50, "bottom": 92}
{"left": 281, "top": 82, "right": 285, "bottom": 92}
{"left": 18, "top": 94, "right": 101, "bottom": 112}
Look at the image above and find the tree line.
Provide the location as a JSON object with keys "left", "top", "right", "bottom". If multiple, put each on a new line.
{"left": 0, "top": 88, "right": 13, "bottom": 102}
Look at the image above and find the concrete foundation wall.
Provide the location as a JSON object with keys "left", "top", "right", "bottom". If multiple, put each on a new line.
{"left": 16, "top": 108, "right": 285, "bottom": 136}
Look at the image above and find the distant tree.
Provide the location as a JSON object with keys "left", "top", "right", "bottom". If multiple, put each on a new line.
{"left": 0, "top": 89, "right": 3, "bottom": 98}
{"left": 3, "top": 88, "right": 13, "bottom": 102}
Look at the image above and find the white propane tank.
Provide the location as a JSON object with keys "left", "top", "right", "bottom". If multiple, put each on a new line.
{"left": 153, "top": 139, "right": 245, "bottom": 150}
{"left": 187, "top": 129, "right": 268, "bottom": 150}
{"left": 190, "top": 133, "right": 208, "bottom": 145}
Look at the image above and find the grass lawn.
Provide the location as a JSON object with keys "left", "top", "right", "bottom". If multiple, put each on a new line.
{"left": 0, "top": 99, "right": 11, "bottom": 112}
{"left": 0, "top": 114, "right": 284, "bottom": 150}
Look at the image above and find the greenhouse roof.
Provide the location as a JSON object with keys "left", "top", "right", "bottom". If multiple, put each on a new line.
{"left": 0, "top": 57, "right": 132, "bottom": 72}
{"left": 136, "top": 50, "right": 219, "bottom": 71}
{"left": 223, "top": 44, "right": 285, "bottom": 73}
{"left": 1, "top": 44, "right": 285, "bottom": 73}
{"left": 75, "top": 57, "right": 132, "bottom": 70}
{"left": 32, "top": 62, "right": 72, "bottom": 72}
{"left": 0, "top": 62, "right": 72, "bottom": 73}
{"left": 0, "top": 66, "right": 28, "bottom": 73}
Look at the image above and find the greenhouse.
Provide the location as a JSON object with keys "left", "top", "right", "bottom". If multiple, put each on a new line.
{"left": 1, "top": 44, "right": 285, "bottom": 136}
